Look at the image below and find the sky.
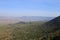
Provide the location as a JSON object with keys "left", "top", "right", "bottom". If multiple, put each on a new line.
{"left": 0, "top": 0, "right": 60, "bottom": 17}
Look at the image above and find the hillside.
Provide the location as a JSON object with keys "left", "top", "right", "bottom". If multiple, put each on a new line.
{"left": 11, "top": 16, "right": 60, "bottom": 40}
{"left": 0, "top": 16, "right": 60, "bottom": 40}
{"left": 41, "top": 16, "right": 60, "bottom": 40}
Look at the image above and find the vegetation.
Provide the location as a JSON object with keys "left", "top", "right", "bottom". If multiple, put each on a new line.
{"left": 0, "top": 16, "right": 60, "bottom": 40}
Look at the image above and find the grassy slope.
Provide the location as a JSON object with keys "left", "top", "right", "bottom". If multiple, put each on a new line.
{"left": 0, "top": 25, "right": 13, "bottom": 40}
{"left": 12, "top": 21, "right": 45, "bottom": 40}
{"left": 12, "top": 21, "right": 60, "bottom": 40}
{"left": 0, "top": 21, "right": 45, "bottom": 40}
{"left": 0, "top": 21, "right": 60, "bottom": 40}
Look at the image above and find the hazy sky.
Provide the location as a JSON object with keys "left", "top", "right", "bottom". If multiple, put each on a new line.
{"left": 0, "top": 0, "right": 60, "bottom": 17}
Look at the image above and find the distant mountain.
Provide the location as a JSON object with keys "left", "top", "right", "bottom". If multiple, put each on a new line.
{"left": 0, "top": 16, "right": 54, "bottom": 24}
{"left": 0, "top": 17, "right": 21, "bottom": 24}
{"left": 20, "top": 16, "right": 54, "bottom": 22}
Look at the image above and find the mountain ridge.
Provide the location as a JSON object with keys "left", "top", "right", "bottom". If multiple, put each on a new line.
{"left": 0, "top": 16, "right": 54, "bottom": 24}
